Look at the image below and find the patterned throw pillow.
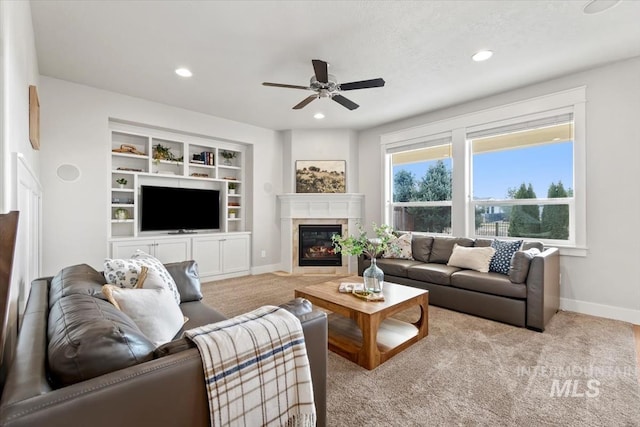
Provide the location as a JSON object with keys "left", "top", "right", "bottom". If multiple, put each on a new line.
{"left": 383, "top": 233, "right": 413, "bottom": 259}
{"left": 489, "top": 239, "right": 523, "bottom": 275}
{"left": 104, "top": 251, "right": 181, "bottom": 305}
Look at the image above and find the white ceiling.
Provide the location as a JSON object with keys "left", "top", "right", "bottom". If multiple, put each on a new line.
{"left": 30, "top": 0, "right": 640, "bottom": 131}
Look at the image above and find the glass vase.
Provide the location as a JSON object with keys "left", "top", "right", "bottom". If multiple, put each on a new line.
{"left": 363, "top": 257, "right": 384, "bottom": 293}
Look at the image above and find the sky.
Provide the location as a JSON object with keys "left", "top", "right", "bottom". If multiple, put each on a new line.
{"left": 393, "top": 142, "right": 573, "bottom": 199}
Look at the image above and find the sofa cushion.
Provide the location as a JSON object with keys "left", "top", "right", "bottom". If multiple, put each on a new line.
{"left": 429, "top": 237, "right": 474, "bottom": 264}
{"left": 375, "top": 258, "right": 423, "bottom": 278}
{"left": 382, "top": 233, "right": 413, "bottom": 259}
{"left": 489, "top": 239, "right": 523, "bottom": 275}
{"left": 447, "top": 245, "right": 496, "bottom": 273}
{"left": 48, "top": 294, "right": 155, "bottom": 388}
{"left": 49, "top": 264, "right": 108, "bottom": 308}
{"left": 178, "top": 301, "right": 228, "bottom": 335}
{"left": 509, "top": 248, "right": 541, "bottom": 284}
{"left": 451, "top": 270, "right": 527, "bottom": 299}
{"left": 164, "top": 260, "right": 203, "bottom": 302}
{"left": 102, "top": 285, "right": 186, "bottom": 347}
{"left": 411, "top": 235, "right": 434, "bottom": 262}
{"left": 407, "top": 263, "right": 461, "bottom": 286}
{"left": 474, "top": 238, "right": 493, "bottom": 248}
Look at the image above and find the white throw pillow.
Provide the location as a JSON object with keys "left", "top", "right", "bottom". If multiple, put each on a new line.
{"left": 447, "top": 244, "right": 496, "bottom": 273}
{"left": 383, "top": 233, "right": 413, "bottom": 259}
{"left": 102, "top": 284, "right": 185, "bottom": 347}
{"left": 104, "top": 251, "right": 181, "bottom": 305}
{"left": 103, "top": 258, "right": 142, "bottom": 288}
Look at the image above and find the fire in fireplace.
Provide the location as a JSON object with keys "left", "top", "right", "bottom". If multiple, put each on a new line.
{"left": 298, "top": 224, "right": 342, "bottom": 267}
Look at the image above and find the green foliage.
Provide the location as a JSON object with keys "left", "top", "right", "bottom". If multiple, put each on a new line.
{"left": 415, "top": 160, "right": 451, "bottom": 202}
{"left": 410, "top": 160, "right": 452, "bottom": 233}
{"left": 115, "top": 178, "right": 127, "bottom": 185}
{"left": 508, "top": 183, "right": 541, "bottom": 237}
{"left": 331, "top": 223, "right": 398, "bottom": 259}
{"left": 541, "top": 181, "right": 569, "bottom": 240}
{"left": 393, "top": 170, "right": 416, "bottom": 202}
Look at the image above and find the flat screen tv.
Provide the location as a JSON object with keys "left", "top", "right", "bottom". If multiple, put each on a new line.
{"left": 140, "top": 185, "right": 220, "bottom": 233}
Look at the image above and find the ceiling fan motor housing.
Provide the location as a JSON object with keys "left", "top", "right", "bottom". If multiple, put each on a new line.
{"left": 310, "top": 74, "right": 339, "bottom": 94}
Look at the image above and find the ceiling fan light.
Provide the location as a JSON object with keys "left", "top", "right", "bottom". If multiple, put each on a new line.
{"left": 175, "top": 68, "right": 193, "bottom": 77}
{"left": 314, "top": 113, "right": 325, "bottom": 119}
{"left": 472, "top": 50, "right": 493, "bottom": 62}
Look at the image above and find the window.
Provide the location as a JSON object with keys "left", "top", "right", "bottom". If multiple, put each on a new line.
{"left": 381, "top": 87, "right": 586, "bottom": 251}
{"left": 469, "top": 114, "right": 574, "bottom": 243}
{"left": 386, "top": 135, "right": 453, "bottom": 234}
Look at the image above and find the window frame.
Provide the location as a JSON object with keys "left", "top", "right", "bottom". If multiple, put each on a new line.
{"left": 381, "top": 87, "right": 586, "bottom": 255}
{"left": 385, "top": 134, "right": 453, "bottom": 235}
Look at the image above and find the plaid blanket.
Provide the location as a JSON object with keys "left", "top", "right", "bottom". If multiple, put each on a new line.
{"left": 184, "top": 305, "right": 316, "bottom": 427}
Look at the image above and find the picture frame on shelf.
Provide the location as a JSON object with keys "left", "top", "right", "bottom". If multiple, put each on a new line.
{"left": 295, "top": 160, "right": 346, "bottom": 193}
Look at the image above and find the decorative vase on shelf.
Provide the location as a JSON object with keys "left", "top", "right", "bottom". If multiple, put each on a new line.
{"left": 363, "top": 257, "right": 384, "bottom": 293}
{"left": 118, "top": 184, "right": 125, "bottom": 189}
{"left": 223, "top": 158, "right": 232, "bottom": 166}
{"left": 229, "top": 189, "right": 236, "bottom": 195}
{"left": 114, "top": 208, "right": 128, "bottom": 220}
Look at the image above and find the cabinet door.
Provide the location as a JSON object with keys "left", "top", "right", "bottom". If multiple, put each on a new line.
{"left": 192, "top": 236, "right": 223, "bottom": 277}
{"left": 221, "top": 236, "right": 250, "bottom": 273}
{"left": 111, "top": 239, "right": 156, "bottom": 259}
{"left": 154, "top": 238, "right": 190, "bottom": 264}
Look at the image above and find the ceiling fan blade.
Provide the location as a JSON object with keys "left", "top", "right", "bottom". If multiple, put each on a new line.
{"left": 262, "top": 82, "right": 311, "bottom": 90}
{"left": 332, "top": 94, "right": 359, "bottom": 110}
{"left": 339, "top": 78, "right": 385, "bottom": 91}
{"left": 293, "top": 95, "right": 318, "bottom": 110}
{"left": 312, "top": 59, "right": 328, "bottom": 83}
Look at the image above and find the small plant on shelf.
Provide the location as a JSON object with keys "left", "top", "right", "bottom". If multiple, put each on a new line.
{"left": 220, "top": 150, "right": 237, "bottom": 166}
{"left": 153, "top": 144, "right": 183, "bottom": 163}
{"left": 116, "top": 178, "right": 128, "bottom": 187}
{"left": 228, "top": 182, "right": 237, "bottom": 192}
{"left": 229, "top": 209, "right": 238, "bottom": 219}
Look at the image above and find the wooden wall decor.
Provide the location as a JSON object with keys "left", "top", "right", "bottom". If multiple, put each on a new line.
{"left": 29, "top": 85, "right": 40, "bottom": 150}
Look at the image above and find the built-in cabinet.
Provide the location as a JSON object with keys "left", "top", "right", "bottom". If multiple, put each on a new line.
{"left": 108, "top": 122, "right": 250, "bottom": 281}
{"left": 191, "top": 234, "right": 251, "bottom": 279}
{"left": 110, "top": 232, "right": 251, "bottom": 281}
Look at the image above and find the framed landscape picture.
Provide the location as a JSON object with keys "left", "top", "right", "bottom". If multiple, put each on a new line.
{"left": 296, "top": 160, "right": 346, "bottom": 193}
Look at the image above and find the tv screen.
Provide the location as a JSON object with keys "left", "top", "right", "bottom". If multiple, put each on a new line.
{"left": 140, "top": 185, "right": 220, "bottom": 232}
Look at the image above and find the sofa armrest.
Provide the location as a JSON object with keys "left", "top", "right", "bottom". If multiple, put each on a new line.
{"left": 525, "top": 247, "right": 560, "bottom": 331}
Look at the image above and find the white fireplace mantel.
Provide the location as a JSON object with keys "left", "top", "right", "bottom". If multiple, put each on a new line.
{"left": 277, "top": 193, "right": 364, "bottom": 219}
{"left": 277, "top": 193, "right": 364, "bottom": 273}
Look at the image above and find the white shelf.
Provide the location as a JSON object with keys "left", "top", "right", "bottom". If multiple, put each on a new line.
{"left": 109, "top": 126, "right": 245, "bottom": 238}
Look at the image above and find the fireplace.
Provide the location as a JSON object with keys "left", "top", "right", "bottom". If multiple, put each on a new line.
{"left": 298, "top": 224, "right": 342, "bottom": 267}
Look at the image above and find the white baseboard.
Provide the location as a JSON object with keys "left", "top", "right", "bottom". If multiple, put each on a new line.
{"left": 560, "top": 297, "right": 640, "bottom": 325}
{"left": 250, "top": 263, "right": 283, "bottom": 275}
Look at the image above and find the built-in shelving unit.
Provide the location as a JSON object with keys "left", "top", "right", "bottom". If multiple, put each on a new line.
{"left": 108, "top": 122, "right": 250, "bottom": 280}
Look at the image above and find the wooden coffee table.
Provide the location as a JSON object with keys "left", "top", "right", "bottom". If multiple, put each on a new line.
{"left": 295, "top": 276, "right": 428, "bottom": 370}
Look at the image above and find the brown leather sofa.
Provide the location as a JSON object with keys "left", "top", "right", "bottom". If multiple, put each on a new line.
{"left": 359, "top": 236, "right": 560, "bottom": 332}
{"left": 0, "top": 262, "right": 327, "bottom": 427}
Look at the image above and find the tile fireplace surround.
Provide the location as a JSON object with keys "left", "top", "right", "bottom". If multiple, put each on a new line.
{"left": 277, "top": 193, "right": 364, "bottom": 274}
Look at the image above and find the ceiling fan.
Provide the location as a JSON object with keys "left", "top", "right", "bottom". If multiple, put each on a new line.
{"left": 262, "top": 59, "right": 385, "bottom": 110}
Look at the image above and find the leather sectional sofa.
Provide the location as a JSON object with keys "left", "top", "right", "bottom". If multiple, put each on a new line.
{"left": 359, "top": 235, "right": 560, "bottom": 331}
{"left": 0, "top": 261, "right": 328, "bottom": 427}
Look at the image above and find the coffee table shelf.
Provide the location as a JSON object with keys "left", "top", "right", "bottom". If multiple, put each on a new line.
{"left": 295, "top": 277, "right": 428, "bottom": 370}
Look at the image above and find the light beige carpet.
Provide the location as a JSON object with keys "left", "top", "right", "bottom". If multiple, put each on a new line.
{"left": 201, "top": 273, "right": 640, "bottom": 426}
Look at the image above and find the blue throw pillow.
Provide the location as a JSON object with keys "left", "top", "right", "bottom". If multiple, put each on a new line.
{"left": 489, "top": 239, "right": 523, "bottom": 275}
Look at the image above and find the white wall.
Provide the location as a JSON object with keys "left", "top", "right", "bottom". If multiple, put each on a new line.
{"left": 0, "top": 0, "right": 41, "bottom": 381}
{"left": 281, "top": 129, "right": 359, "bottom": 193}
{"left": 39, "top": 77, "right": 282, "bottom": 276}
{"left": 358, "top": 56, "right": 640, "bottom": 324}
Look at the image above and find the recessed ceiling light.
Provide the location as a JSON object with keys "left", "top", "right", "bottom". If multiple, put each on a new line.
{"left": 175, "top": 68, "right": 193, "bottom": 78}
{"left": 583, "top": 0, "right": 620, "bottom": 14}
{"left": 472, "top": 50, "right": 493, "bottom": 62}
{"left": 314, "top": 113, "right": 325, "bottom": 120}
